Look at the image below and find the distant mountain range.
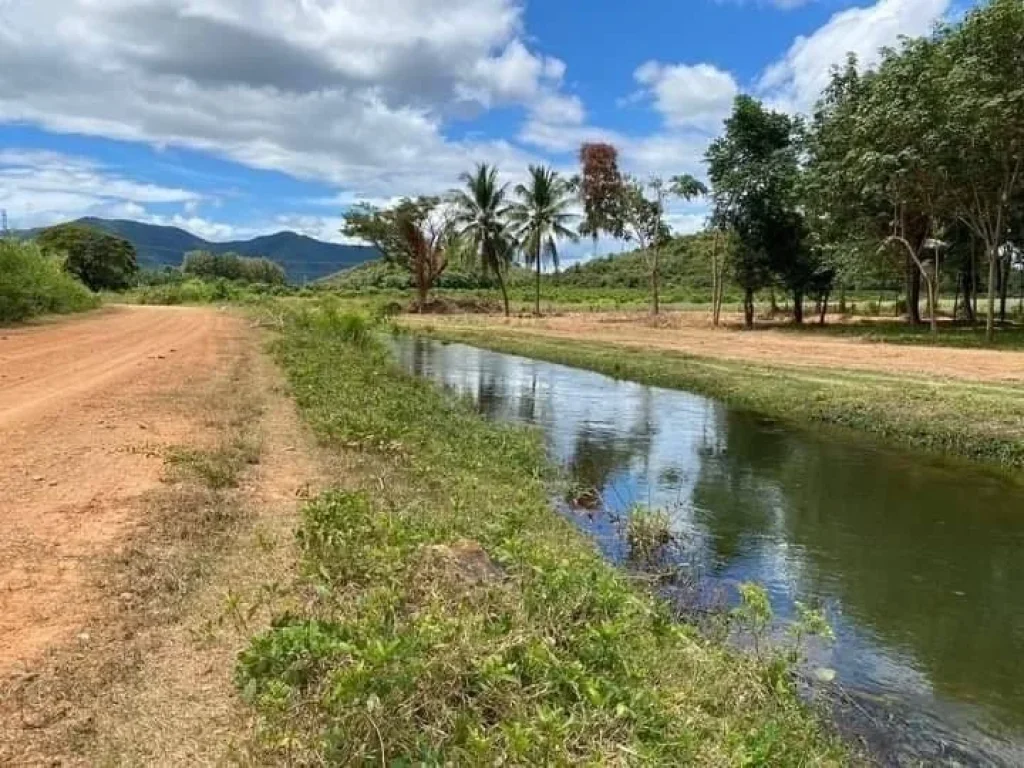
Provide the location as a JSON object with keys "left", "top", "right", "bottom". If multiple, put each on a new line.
{"left": 20, "top": 217, "right": 378, "bottom": 283}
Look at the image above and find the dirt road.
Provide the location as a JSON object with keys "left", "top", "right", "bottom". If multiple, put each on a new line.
{"left": 0, "top": 306, "right": 245, "bottom": 675}
{"left": 408, "top": 312, "right": 1024, "bottom": 383}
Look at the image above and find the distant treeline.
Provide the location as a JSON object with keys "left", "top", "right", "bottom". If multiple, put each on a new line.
{"left": 181, "top": 250, "right": 286, "bottom": 284}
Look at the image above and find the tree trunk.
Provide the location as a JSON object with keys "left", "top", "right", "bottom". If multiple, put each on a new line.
{"left": 906, "top": 255, "right": 922, "bottom": 325}
{"left": 535, "top": 255, "right": 542, "bottom": 316}
{"left": 710, "top": 231, "right": 721, "bottom": 327}
{"left": 1000, "top": 255, "right": 1011, "bottom": 323}
{"left": 838, "top": 284, "right": 847, "bottom": 314}
{"left": 743, "top": 288, "right": 754, "bottom": 330}
{"left": 769, "top": 287, "right": 778, "bottom": 315}
{"left": 792, "top": 290, "right": 803, "bottom": 324}
{"left": 952, "top": 273, "right": 961, "bottom": 322}
{"left": 651, "top": 261, "right": 660, "bottom": 316}
{"left": 986, "top": 248, "right": 997, "bottom": 342}
{"left": 926, "top": 278, "right": 938, "bottom": 335}
{"left": 971, "top": 240, "right": 979, "bottom": 323}
{"left": 497, "top": 269, "right": 510, "bottom": 318}
{"left": 819, "top": 291, "right": 830, "bottom": 325}
{"left": 416, "top": 281, "right": 428, "bottom": 312}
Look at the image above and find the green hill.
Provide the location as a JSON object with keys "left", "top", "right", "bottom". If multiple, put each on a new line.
{"left": 21, "top": 218, "right": 377, "bottom": 283}
{"left": 558, "top": 233, "right": 718, "bottom": 290}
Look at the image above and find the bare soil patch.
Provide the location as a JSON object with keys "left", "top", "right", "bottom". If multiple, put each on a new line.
{"left": 0, "top": 305, "right": 326, "bottom": 765}
{"left": 406, "top": 311, "right": 1024, "bottom": 384}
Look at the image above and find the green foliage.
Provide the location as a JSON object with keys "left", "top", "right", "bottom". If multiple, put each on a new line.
{"left": 130, "top": 277, "right": 293, "bottom": 305}
{"left": 342, "top": 197, "right": 459, "bottom": 307}
{"left": 451, "top": 163, "right": 515, "bottom": 316}
{"left": 707, "top": 95, "right": 826, "bottom": 325}
{"left": 0, "top": 239, "right": 98, "bottom": 323}
{"left": 235, "top": 307, "right": 844, "bottom": 765}
{"left": 507, "top": 165, "right": 578, "bottom": 313}
{"left": 182, "top": 250, "right": 286, "bottom": 285}
{"left": 36, "top": 223, "right": 138, "bottom": 290}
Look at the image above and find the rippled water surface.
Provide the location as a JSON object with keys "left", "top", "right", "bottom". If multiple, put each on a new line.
{"left": 393, "top": 336, "right": 1024, "bottom": 765}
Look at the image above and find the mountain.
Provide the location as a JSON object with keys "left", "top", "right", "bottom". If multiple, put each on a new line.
{"left": 23, "top": 217, "right": 377, "bottom": 283}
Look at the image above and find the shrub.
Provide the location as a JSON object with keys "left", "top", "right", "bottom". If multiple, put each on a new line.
{"left": 35, "top": 224, "right": 138, "bottom": 290}
{"left": 0, "top": 239, "right": 98, "bottom": 323}
{"left": 182, "top": 250, "right": 286, "bottom": 284}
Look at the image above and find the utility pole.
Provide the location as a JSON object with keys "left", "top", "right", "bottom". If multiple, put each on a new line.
{"left": 1, "top": 209, "right": 8, "bottom": 237}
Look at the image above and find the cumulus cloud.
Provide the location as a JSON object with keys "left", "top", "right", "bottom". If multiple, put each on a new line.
{"left": 757, "top": 0, "right": 951, "bottom": 113}
{"left": 0, "top": 150, "right": 200, "bottom": 229}
{"left": 0, "top": 0, "right": 567, "bottom": 197}
{"left": 633, "top": 62, "right": 739, "bottom": 129}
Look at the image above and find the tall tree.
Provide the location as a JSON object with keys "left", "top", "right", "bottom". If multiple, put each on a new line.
{"left": 939, "top": 0, "right": 1024, "bottom": 341}
{"left": 36, "top": 224, "right": 138, "bottom": 291}
{"left": 508, "top": 165, "right": 578, "bottom": 315}
{"left": 343, "top": 197, "right": 453, "bottom": 310}
{"left": 619, "top": 177, "right": 671, "bottom": 315}
{"left": 706, "top": 96, "right": 805, "bottom": 329}
{"left": 451, "top": 164, "right": 513, "bottom": 317}
{"left": 578, "top": 143, "right": 626, "bottom": 255}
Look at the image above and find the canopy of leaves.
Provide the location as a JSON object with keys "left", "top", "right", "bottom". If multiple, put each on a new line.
{"left": 36, "top": 223, "right": 138, "bottom": 291}
{"left": 706, "top": 96, "right": 805, "bottom": 293}
{"left": 578, "top": 143, "right": 625, "bottom": 241}
{"left": 508, "top": 165, "right": 578, "bottom": 272}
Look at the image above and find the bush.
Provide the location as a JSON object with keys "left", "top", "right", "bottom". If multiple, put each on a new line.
{"left": 182, "top": 250, "right": 286, "bottom": 285}
{"left": 0, "top": 239, "right": 98, "bottom": 323}
{"left": 35, "top": 224, "right": 138, "bottom": 290}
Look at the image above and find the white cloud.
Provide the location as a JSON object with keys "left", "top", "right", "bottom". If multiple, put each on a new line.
{"left": 0, "top": 0, "right": 569, "bottom": 198}
{"left": 0, "top": 150, "right": 201, "bottom": 229}
{"left": 757, "top": 0, "right": 951, "bottom": 113}
{"left": 634, "top": 61, "right": 739, "bottom": 130}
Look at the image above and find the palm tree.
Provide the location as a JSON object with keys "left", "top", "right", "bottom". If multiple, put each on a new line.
{"left": 508, "top": 165, "right": 578, "bottom": 315}
{"left": 451, "top": 164, "right": 513, "bottom": 317}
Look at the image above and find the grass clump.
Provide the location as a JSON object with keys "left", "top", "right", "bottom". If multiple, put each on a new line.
{"left": 235, "top": 306, "right": 845, "bottom": 765}
{"left": 624, "top": 506, "right": 676, "bottom": 565}
{"left": 0, "top": 239, "right": 98, "bottom": 323}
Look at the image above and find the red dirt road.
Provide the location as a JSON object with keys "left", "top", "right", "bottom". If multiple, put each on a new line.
{"left": 0, "top": 306, "right": 246, "bottom": 676}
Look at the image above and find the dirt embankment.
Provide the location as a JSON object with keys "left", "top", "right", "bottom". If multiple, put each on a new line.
{"left": 0, "top": 305, "right": 324, "bottom": 764}
{"left": 405, "top": 311, "right": 1024, "bottom": 384}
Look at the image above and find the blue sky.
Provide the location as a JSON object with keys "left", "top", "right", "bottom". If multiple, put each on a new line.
{"left": 0, "top": 0, "right": 959, "bottom": 256}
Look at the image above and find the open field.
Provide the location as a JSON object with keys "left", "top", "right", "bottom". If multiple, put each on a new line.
{"left": 403, "top": 310, "right": 1024, "bottom": 383}
{"left": 0, "top": 305, "right": 324, "bottom": 764}
{"left": 404, "top": 311, "right": 1024, "bottom": 470}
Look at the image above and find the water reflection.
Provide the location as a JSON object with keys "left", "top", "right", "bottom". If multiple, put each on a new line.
{"left": 392, "top": 336, "right": 1024, "bottom": 762}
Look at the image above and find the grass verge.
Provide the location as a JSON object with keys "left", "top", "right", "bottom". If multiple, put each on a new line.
{"left": 236, "top": 306, "right": 846, "bottom": 765}
{"left": 413, "top": 326, "right": 1024, "bottom": 472}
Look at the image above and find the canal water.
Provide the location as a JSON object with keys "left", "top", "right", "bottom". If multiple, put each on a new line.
{"left": 391, "top": 336, "right": 1024, "bottom": 765}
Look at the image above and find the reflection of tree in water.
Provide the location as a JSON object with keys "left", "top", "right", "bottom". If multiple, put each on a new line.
{"left": 516, "top": 371, "right": 539, "bottom": 422}
{"left": 566, "top": 388, "right": 657, "bottom": 510}
{"left": 773, "top": 441, "right": 1024, "bottom": 729}
{"left": 695, "top": 406, "right": 1024, "bottom": 730}
{"left": 692, "top": 410, "right": 796, "bottom": 569}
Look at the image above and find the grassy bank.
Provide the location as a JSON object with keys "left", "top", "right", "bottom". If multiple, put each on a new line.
{"left": 0, "top": 239, "right": 98, "bottom": 324}
{"left": 412, "top": 326, "right": 1024, "bottom": 471}
{"left": 236, "top": 307, "right": 845, "bottom": 765}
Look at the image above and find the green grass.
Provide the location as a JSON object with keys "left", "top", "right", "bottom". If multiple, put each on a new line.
{"left": 413, "top": 326, "right": 1024, "bottom": 472}
{"left": 0, "top": 239, "right": 98, "bottom": 324}
{"left": 235, "top": 305, "right": 846, "bottom": 765}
